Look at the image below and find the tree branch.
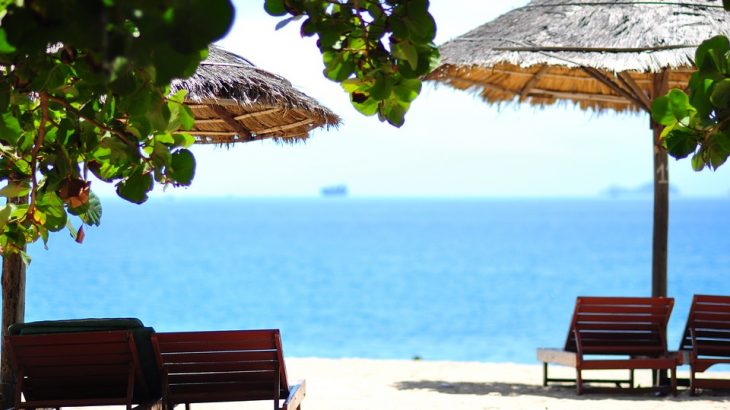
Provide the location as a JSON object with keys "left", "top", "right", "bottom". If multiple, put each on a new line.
{"left": 46, "top": 95, "right": 137, "bottom": 149}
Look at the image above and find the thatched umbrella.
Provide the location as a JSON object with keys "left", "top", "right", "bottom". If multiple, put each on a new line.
{"left": 426, "top": 0, "right": 730, "bottom": 298}
{"left": 174, "top": 44, "right": 340, "bottom": 143}
{"left": 0, "top": 44, "right": 340, "bottom": 403}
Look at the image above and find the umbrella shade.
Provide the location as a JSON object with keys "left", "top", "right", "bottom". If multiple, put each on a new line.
{"left": 173, "top": 45, "right": 340, "bottom": 144}
{"left": 426, "top": 0, "right": 730, "bottom": 298}
{"left": 427, "top": 0, "right": 730, "bottom": 113}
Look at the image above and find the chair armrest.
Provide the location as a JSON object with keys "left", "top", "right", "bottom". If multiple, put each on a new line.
{"left": 283, "top": 380, "right": 306, "bottom": 410}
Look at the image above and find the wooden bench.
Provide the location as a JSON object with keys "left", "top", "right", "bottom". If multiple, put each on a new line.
{"left": 537, "top": 296, "right": 678, "bottom": 394}
{"left": 152, "top": 329, "right": 304, "bottom": 410}
{"left": 5, "top": 330, "right": 154, "bottom": 409}
{"left": 679, "top": 294, "right": 730, "bottom": 395}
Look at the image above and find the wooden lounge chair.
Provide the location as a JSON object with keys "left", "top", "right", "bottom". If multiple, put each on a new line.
{"left": 678, "top": 294, "right": 730, "bottom": 395}
{"left": 152, "top": 329, "right": 305, "bottom": 410}
{"left": 537, "top": 296, "right": 678, "bottom": 394}
{"left": 5, "top": 330, "right": 156, "bottom": 410}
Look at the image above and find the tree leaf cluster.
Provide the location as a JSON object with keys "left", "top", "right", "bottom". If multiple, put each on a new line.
{"left": 652, "top": 35, "right": 730, "bottom": 171}
{"left": 0, "top": 0, "right": 234, "bottom": 256}
{"left": 265, "top": 0, "right": 439, "bottom": 127}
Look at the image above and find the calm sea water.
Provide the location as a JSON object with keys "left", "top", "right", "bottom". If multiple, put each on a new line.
{"left": 24, "top": 198, "right": 730, "bottom": 363}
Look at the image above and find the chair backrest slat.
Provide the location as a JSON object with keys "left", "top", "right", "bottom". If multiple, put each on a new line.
{"left": 564, "top": 296, "right": 673, "bottom": 356}
{"left": 680, "top": 294, "right": 730, "bottom": 357}
{"left": 153, "top": 329, "right": 289, "bottom": 405}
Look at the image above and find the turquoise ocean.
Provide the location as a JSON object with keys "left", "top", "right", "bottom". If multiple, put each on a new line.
{"left": 25, "top": 198, "right": 730, "bottom": 363}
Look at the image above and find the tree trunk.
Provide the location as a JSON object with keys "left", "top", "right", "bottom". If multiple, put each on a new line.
{"left": 1, "top": 253, "right": 25, "bottom": 409}
{"left": 651, "top": 71, "right": 670, "bottom": 298}
{"left": 1, "top": 194, "right": 27, "bottom": 410}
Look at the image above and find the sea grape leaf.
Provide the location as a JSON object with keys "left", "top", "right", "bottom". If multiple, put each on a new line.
{"left": 116, "top": 171, "right": 153, "bottom": 204}
{"left": 169, "top": 148, "right": 195, "bottom": 186}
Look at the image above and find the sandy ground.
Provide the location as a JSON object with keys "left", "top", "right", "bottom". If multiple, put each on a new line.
{"left": 186, "top": 358, "right": 730, "bottom": 410}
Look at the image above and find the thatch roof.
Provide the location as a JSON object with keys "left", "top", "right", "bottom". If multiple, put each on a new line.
{"left": 427, "top": 0, "right": 730, "bottom": 112}
{"left": 171, "top": 45, "right": 340, "bottom": 144}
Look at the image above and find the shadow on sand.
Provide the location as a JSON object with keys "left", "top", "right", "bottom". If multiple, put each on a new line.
{"left": 393, "top": 380, "right": 730, "bottom": 402}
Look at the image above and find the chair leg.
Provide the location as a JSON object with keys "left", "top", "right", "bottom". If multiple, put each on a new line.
{"left": 542, "top": 363, "right": 548, "bottom": 387}
{"left": 629, "top": 369, "right": 634, "bottom": 388}
{"left": 671, "top": 367, "right": 677, "bottom": 396}
{"left": 576, "top": 369, "right": 583, "bottom": 395}
{"left": 690, "top": 369, "right": 697, "bottom": 396}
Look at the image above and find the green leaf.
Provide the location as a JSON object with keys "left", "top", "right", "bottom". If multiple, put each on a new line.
{"left": 392, "top": 40, "right": 418, "bottom": 70}
{"left": 651, "top": 96, "right": 674, "bottom": 126}
{"left": 172, "top": 132, "right": 196, "bottom": 148}
{"left": 691, "top": 152, "right": 707, "bottom": 171}
{"left": 0, "top": 112, "right": 22, "bottom": 145}
{"left": 0, "top": 204, "right": 12, "bottom": 232}
{"left": 168, "top": 0, "right": 234, "bottom": 52}
{"left": 0, "top": 28, "right": 16, "bottom": 53}
{"left": 264, "top": 0, "right": 288, "bottom": 16}
{"left": 168, "top": 101, "right": 195, "bottom": 131}
{"left": 688, "top": 73, "right": 715, "bottom": 120}
{"left": 116, "top": 171, "right": 153, "bottom": 204}
{"left": 710, "top": 78, "right": 730, "bottom": 108}
{"left": 352, "top": 95, "right": 378, "bottom": 116}
{"left": 725, "top": 0, "right": 730, "bottom": 11}
{"left": 79, "top": 191, "right": 102, "bottom": 226}
{"left": 0, "top": 182, "right": 29, "bottom": 198}
{"left": 695, "top": 35, "right": 730, "bottom": 75}
{"left": 169, "top": 148, "right": 195, "bottom": 186}
{"left": 35, "top": 191, "right": 67, "bottom": 232}
{"left": 380, "top": 99, "right": 409, "bottom": 127}
{"left": 393, "top": 78, "right": 422, "bottom": 103}
{"left": 403, "top": 0, "right": 436, "bottom": 42}
{"left": 369, "top": 75, "right": 393, "bottom": 101}
{"left": 666, "top": 89, "right": 695, "bottom": 124}
{"left": 664, "top": 128, "right": 698, "bottom": 159}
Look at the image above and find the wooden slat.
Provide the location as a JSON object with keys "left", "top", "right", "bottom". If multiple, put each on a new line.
{"left": 8, "top": 331, "right": 129, "bottom": 346}
{"left": 169, "top": 381, "right": 275, "bottom": 396}
{"left": 169, "top": 371, "right": 277, "bottom": 385}
{"left": 161, "top": 350, "right": 278, "bottom": 364}
{"left": 159, "top": 340, "right": 276, "bottom": 353}
{"left": 165, "top": 361, "right": 278, "bottom": 374}
{"left": 157, "top": 330, "right": 278, "bottom": 344}
{"left": 536, "top": 348, "right": 577, "bottom": 367}
{"left": 17, "top": 353, "right": 131, "bottom": 367}
{"left": 580, "top": 357, "right": 675, "bottom": 370}
{"left": 14, "top": 342, "right": 129, "bottom": 357}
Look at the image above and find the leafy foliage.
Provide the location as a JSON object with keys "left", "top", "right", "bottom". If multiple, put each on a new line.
{"left": 0, "top": 0, "right": 234, "bottom": 257}
{"left": 265, "top": 0, "right": 439, "bottom": 127}
{"left": 652, "top": 35, "right": 730, "bottom": 171}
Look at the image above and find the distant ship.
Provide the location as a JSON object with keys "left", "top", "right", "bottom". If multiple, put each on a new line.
{"left": 320, "top": 185, "right": 348, "bottom": 197}
{"left": 603, "top": 182, "right": 679, "bottom": 199}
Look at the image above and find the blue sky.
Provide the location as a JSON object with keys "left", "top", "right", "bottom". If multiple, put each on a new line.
{"left": 119, "top": 1, "right": 730, "bottom": 198}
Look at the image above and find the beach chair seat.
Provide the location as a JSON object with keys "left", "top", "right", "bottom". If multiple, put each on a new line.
{"left": 5, "top": 329, "right": 157, "bottom": 410}
{"left": 679, "top": 294, "right": 730, "bottom": 395}
{"left": 537, "top": 296, "right": 678, "bottom": 395}
{"left": 152, "top": 329, "right": 304, "bottom": 410}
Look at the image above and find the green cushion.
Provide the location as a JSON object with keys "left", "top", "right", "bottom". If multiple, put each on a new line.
{"left": 8, "top": 318, "right": 144, "bottom": 335}
{"left": 9, "top": 318, "right": 161, "bottom": 403}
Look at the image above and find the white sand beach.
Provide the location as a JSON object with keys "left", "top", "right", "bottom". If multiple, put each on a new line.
{"left": 198, "top": 358, "right": 730, "bottom": 410}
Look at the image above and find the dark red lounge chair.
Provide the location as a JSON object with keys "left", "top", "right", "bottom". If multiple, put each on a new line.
{"left": 679, "top": 294, "right": 730, "bottom": 395}
{"left": 5, "top": 330, "right": 155, "bottom": 409}
{"left": 537, "top": 296, "right": 678, "bottom": 394}
{"left": 152, "top": 329, "right": 304, "bottom": 410}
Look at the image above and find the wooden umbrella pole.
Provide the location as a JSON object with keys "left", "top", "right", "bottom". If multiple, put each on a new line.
{"left": 0, "top": 194, "right": 27, "bottom": 410}
{"left": 651, "top": 71, "right": 670, "bottom": 298}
